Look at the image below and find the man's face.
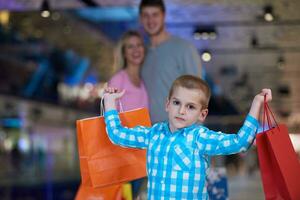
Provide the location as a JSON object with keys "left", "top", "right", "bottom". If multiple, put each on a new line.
{"left": 165, "top": 86, "right": 208, "bottom": 133}
{"left": 140, "top": 6, "right": 165, "bottom": 36}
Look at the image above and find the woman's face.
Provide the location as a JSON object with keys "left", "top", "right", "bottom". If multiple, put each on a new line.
{"left": 124, "top": 36, "right": 145, "bottom": 67}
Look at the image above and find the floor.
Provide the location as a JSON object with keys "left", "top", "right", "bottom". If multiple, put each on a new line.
{"left": 228, "top": 170, "right": 265, "bottom": 200}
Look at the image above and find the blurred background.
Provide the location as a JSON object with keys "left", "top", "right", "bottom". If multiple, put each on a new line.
{"left": 0, "top": 0, "right": 300, "bottom": 199}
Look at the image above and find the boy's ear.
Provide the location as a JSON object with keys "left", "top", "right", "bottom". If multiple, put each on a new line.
{"left": 198, "top": 108, "right": 208, "bottom": 123}
{"left": 165, "top": 99, "right": 170, "bottom": 112}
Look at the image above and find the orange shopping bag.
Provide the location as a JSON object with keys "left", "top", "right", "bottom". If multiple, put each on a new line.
{"left": 256, "top": 99, "right": 300, "bottom": 200}
{"left": 76, "top": 107, "right": 151, "bottom": 188}
{"left": 75, "top": 184, "right": 122, "bottom": 200}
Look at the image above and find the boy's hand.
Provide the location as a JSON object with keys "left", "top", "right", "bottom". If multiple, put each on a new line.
{"left": 253, "top": 88, "right": 272, "bottom": 104}
{"left": 103, "top": 87, "right": 125, "bottom": 111}
{"left": 104, "top": 87, "right": 125, "bottom": 100}
{"left": 254, "top": 88, "right": 272, "bottom": 104}
{"left": 249, "top": 88, "right": 272, "bottom": 120}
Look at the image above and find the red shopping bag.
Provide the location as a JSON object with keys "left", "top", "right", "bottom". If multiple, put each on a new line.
{"left": 77, "top": 107, "right": 151, "bottom": 188}
{"left": 256, "top": 100, "right": 300, "bottom": 200}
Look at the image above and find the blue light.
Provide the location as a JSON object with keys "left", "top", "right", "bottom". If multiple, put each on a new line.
{"left": 84, "top": 74, "right": 98, "bottom": 84}
{"left": 76, "top": 7, "right": 138, "bottom": 22}
{"left": 0, "top": 118, "right": 23, "bottom": 128}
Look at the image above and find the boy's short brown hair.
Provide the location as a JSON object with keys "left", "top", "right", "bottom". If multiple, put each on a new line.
{"left": 168, "top": 75, "right": 211, "bottom": 109}
{"left": 139, "top": 0, "right": 166, "bottom": 14}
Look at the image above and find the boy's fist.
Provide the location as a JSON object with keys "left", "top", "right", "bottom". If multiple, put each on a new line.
{"left": 255, "top": 88, "right": 272, "bottom": 103}
{"left": 104, "top": 87, "right": 125, "bottom": 97}
{"left": 103, "top": 87, "right": 125, "bottom": 111}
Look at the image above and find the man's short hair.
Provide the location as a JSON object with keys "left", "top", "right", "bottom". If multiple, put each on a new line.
{"left": 139, "top": 0, "right": 166, "bottom": 14}
{"left": 169, "top": 75, "right": 211, "bottom": 109}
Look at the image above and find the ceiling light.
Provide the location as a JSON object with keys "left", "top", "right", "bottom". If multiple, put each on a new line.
{"left": 263, "top": 5, "right": 274, "bottom": 22}
{"left": 193, "top": 32, "right": 201, "bottom": 40}
{"left": 193, "top": 26, "right": 217, "bottom": 40}
{"left": 209, "top": 32, "right": 217, "bottom": 40}
{"left": 201, "top": 50, "right": 212, "bottom": 62}
{"left": 201, "top": 32, "right": 209, "bottom": 40}
{"left": 41, "top": 10, "right": 50, "bottom": 18}
{"left": 41, "top": 0, "right": 51, "bottom": 18}
{"left": 264, "top": 13, "right": 273, "bottom": 22}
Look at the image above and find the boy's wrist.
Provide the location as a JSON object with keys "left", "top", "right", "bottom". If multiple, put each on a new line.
{"left": 253, "top": 95, "right": 263, "bottom": 105}
{"left": 103, "top": 97, "right": 116, "bottom": 111}
{"left": 105, "top": 107, "right": 116, "bottom": 113}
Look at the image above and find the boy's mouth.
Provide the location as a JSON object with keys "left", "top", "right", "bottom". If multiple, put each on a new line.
{"left": 175, "top": 116, "right": 185, "bottom": 121}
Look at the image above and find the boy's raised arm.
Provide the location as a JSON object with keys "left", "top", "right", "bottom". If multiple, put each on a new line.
{"left": 196, "top": 88, "right": 272, "bottom": 156}
{"left": 103, "top": 87, "right": 151, "bottom": 149}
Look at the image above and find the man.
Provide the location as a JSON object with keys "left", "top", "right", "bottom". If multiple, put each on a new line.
{"left": 140, "top": 0, "right": 202, "bottom": 123}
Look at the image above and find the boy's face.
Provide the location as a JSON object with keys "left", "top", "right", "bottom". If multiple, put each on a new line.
{"left": 165, "top": 86, "right": 208, "bottom": 133}
{"left": 139, "top": 6, "right": 165, "bottom": 37}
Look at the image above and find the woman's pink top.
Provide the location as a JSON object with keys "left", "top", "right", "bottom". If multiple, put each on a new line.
{"left": 108, "top": 70, "right": 149, "bottom": 111}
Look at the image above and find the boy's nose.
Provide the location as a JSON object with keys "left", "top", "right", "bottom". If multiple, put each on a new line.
{"left": 179, "top": 106, "right": 186, "bottom": 115}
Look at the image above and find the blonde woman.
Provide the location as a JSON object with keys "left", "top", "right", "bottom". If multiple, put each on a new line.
{"left": 108, "top": 30, "right": 149, "bottom": 111}
{"left": 108, "top": 30, "right": 149, "bottom": 199}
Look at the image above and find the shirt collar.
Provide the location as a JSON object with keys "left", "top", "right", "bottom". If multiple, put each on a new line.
{"left": 162, "top": 122, "right": 199, "bottom": 136}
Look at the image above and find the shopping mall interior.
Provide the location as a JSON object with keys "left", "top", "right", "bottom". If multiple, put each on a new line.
{"left": 0, "top": 0, "right": 300, "bottom": 199}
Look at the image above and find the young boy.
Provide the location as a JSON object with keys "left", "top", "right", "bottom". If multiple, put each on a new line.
{"left": 103, "top": 75, "right": 272, "bottom": 200}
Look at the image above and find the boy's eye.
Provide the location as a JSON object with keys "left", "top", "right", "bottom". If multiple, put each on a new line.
{"left": 172, "top": 100, "right": 180, "bottom": 105}
{"left": 187, "top": 105, "right": 195, "bottom": 110}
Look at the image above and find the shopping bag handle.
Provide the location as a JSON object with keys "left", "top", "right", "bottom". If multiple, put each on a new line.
{"left": 100, "top": 96, "right": 124, "bottom": 116}
{"left": 262, "top": 95, "right": 279, "bottom": 132}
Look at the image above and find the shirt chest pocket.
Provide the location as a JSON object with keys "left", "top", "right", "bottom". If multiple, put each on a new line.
{"left": 172, "top": 144, "right": 193, "bottom": 171}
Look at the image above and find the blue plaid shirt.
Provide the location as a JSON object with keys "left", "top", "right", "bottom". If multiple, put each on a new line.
{"left": 104, "top": 110, "right": 259, "bottom": 200}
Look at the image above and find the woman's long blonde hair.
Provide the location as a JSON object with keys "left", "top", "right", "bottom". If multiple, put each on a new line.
{"left": 112, "top": 30, "right": 144, "bottom": 72}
